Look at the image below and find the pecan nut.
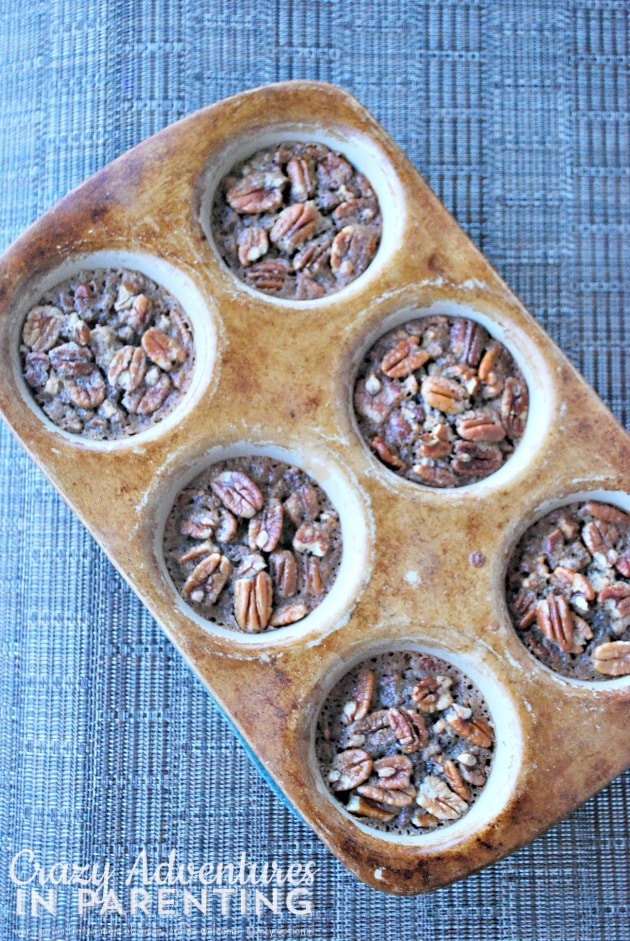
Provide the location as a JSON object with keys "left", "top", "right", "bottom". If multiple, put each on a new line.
{"left": 211, "top": 471, "right": 264, "bottom": 519}
{"left": 417, "top": 775, "right": 468, "bottom": 821}
{"left": 388, "top": 707, "right": 428, "bottom": 753}
{"left": 233, "top": 571, "right": 273, "bottom": 632}
{"left": 107, "top": 345, "right": 147, "bottom": 391}
{"left": 536, "top": 593, "right": 574, "bottom": 652}
{"left": 420, "top": 375, "right": 468, "bottom": 414}
{"left": 269, "top": 549, "right": 298, "bottom": 597}
{"left": 327, "top": 749, "right": 372, "bottom": 791}
{"left": 270, "top": 202, "right": 318, "bottom": 253}
{"left": 342, "top": 670, "right": 375, "bottom": 725}
{"left": 381, "top": 337, "right": 430, "bottom": 379}
{"left": 248, "top": 498, "right": 284, "bottom": 552}
{"left": 141, "top": 327, "right": 187, "bottom": 371}
{"left": 226, "top": 169, "right": 287, "bottom": 213}
{"left": 22, "top": 306, "right": 64, "bottom": 352}
{"left": 591, "top": 641, "right": 630, "bottom": 676}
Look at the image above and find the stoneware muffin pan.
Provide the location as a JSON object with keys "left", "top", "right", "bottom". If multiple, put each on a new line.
{"left": 0, "top": 82, "right": 628, "bottom": 895}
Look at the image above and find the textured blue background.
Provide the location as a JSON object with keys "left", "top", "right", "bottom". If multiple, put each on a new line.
{"left": 0, "top": 2, "right": 628, "bottom": 939}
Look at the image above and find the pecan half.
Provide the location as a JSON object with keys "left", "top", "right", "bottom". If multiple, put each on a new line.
{"left": 270, "top": 202, "right": 318, "bottom": 253}
{"left": 536, "top": 594, "right": 575, "bottom": 651}
{"left": 226, "top": 170, "right": 287, "bottom": 213}
{"left": 269, "top": 602, "right": 308, "bottom": 627}
{"left": 580, "top": 502, "right": 629, "bottom": 524}
{"left": 411, "top": 676, "right": 453, "bottom": 713}
{"left": 373, "top": 755, "right": 413, "bottom": 790}
{"left": 420, "top": 376, "right": 468, "bottom": 414}
{"left": 582, "top": 520, "right": 618, "bottom": 567}
{"left": 248, "top": 498, "right": 284, "bottom": 552}
{"left": 357, "top": 784, "right": 415, "bottom": 808}
{"left": 330, "top": 225, "right": 379, "bottom": 280}
{"left": 286, "top": 156, "right": 316, "bottom": 202}
{"left": 237, "top": 227, "right": 269, "bottom": 267}
{"left": 388, "top": 708, "right": 428, "bottom": 753}
{"left": 141, "top": 327, "right": 187, "bottom": 371}
{"left": 65, "top": 371, "right": 106, "bottom": 409}
{"left": 293, "top": 521, "right": 331, "bottom": 557}
{"left": 342, "top": 670, "right": 375, "bottom": 724}
{"left": 327, "top": 749, "right": 372, "bottom": 791}
{"left": 303, "top": 555, "right": 323, "bottom": 596}
{"left": 450, "top": 319, "right": 488, "bottom": 367}
{"left": 133, "top": 373, "right": 172, "bottom": 416}
{"left": 245, "top": 259, "right": 292, "bottom": 293}
{"left": 501, "top": 377, "right": 529, "bottom": 437}
{"left": 456, "top": 412, "right": 506, "bottom": 443}
{"left": 269, "top": 549, "right": 298, "bottom": 597}
{"left": 180, "top": 502, "right": 220, "bottom": 540}
{"left": 443, "top": 759, "right": 472, "bottom": 802}
{"left": 381, "top": 336, "right": 430, "bottom": 379}
{"left": 452, "top": 441, "right": 503, "bottom": 477}
{"left": 417, "top": 776, "right": 468, "bottom": 821}
{"left": 49, "top": 342, "right": 94, "bottom": 378}
{"left": 183, "top": 553, "right": 230, "bottom": 604}
{"left": 22, "top": 306, "right": 64, "bottom": 352}
{"left": 233, "top": 571, "right": 273, "bottom": 632}
{"left": 211, "top": 471, "right": 264, "bottom": 518}
{"left": 346, "top": 795, "right": 395, "bottom": 822}
{"left": 591, "top": 641, "right": 630, "bottom": 676}
{"left": 370, "top": 436, "right": 404, "bottom": 469}
{"left": 513, "top": 588, "right": 538, "bottom": 628}
{"left": 178, "top": 540, "right": 217, "bottom": 565}
{"left": 107, "top": 345, "right": 147, "bottom": 391}
{"left": 445, "top": 708, "right": 494, "bottom": 748}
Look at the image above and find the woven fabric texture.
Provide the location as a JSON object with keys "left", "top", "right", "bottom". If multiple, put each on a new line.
{"left": 0, "top": 2, "right": 628, "bottom": 939}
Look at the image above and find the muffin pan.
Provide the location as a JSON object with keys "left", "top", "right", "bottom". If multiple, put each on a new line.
{"left": 0, "top": 82, "right": 628, "bottom": 895}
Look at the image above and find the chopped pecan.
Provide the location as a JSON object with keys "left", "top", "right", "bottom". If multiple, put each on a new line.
{"left": 591, "top": 641, "right": 630, "bottom": 676}
{"left": 293, "top": 521, "right": 331, "bottom": 557}
{"left": 370, "top": 436, "right": 404, "bottom": 469}
{"left": 127, "top": 294, "right": 151, "bottom": 331}
{"left": 388, "top": 708, "right": 428, "bottom": 753}
{"left": 411, "top": 810, "right": 440, "bottom": 828}
{"left": 417, "top": 775, "right": 468, "bottom": 821}
{"left": 235, "top": 552, "right": 267, "bottom": 579}
{"left": 269, "top": 602, "right": 308, "bottom": 627}
{"left": 420, "top": 375, "right": 468, "bottom": 414}
{"left": 269, "top": 549, "right": 298, "bottom": 597}
{"left": 23, "top": 352, "right": 49, "bottom": 388}
{"left": 445, "top": 708, "right": 494, "bottom": 748}
{"left": 615, "top": 549, "right": 630, "bottom": 579}
{"left": 293, "top": 234, "right": 332, "bottom": 273}
{"left": 237, "top": 227, "right": 269, "bottom": 267}
{"left": 233, "top": 571, "right": 273, "bottom": 632}
{"left": 248, "top": 498, "right": 284, "bottom": 552}
{"left": 141, "top": 327, "right": 187, "bottom": 371}
{"left": 443, "top": 759, "right": 472, "bottom": 802}
{"left": 211, "top": 471, "right": 264, "bottom": 518}
{"left": 49, "top": 342, "right": 94, "bottom": 378}
{"left": 22, "top": 306, "right": 64, "bottom": 352}
{"left": 107, "top": 345, "right": 147, "bottom": 391}
{"left": 270, "top": 202, "right": 318, "bottom": 253}
{"left": 456, "top": 412, "right": 506, "bottom": 443}
{"left": 226, "top": 169, "right": 287, "bottom": 213}
{"left": 459, "top": 764, "right": 487, "bottom": 787}
{"left": 342, "top": 671, "right": 375, "bottom": 724}
{"left": 330, "top": 225, "right": 379, "bottom": 281}
{"left": 327, "top": 749, "right": 372, "bottom": 791}
{"left": 333, "top": 197, "right": 378, "bottom": 227}
{"left": 551, "top": 566, "right": 595, "bottom": 601}
{"left": 381, "top": 336, "right": 430, "bottom": 379}
{"left": 411, "top": 676, "right": 453, "bottom": 713}
{"left": 373, "top": 755, "right": 413, "bottom": 790}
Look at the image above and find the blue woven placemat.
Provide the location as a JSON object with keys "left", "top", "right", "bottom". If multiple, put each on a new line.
{"left": 0, "top": 2, "right": 627, "bottom": 940}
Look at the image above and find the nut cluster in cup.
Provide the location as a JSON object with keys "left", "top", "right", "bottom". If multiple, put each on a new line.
{"left": 507, "top": 500, "right": 630, "bottom": 680}
{"left": 317, "top": 651, "right": 495, "bottom": 834}
{"left": 164, "top": 456, "right": 342, "bottom": 633}
{"left": 19, "top": 268, "right": 194, "bottom": 439}
{"left": 211, "top": 141, "right": 382, "bottom": 300}
{"left": 354, "top": 315, "right": 529, "bottom": 487}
